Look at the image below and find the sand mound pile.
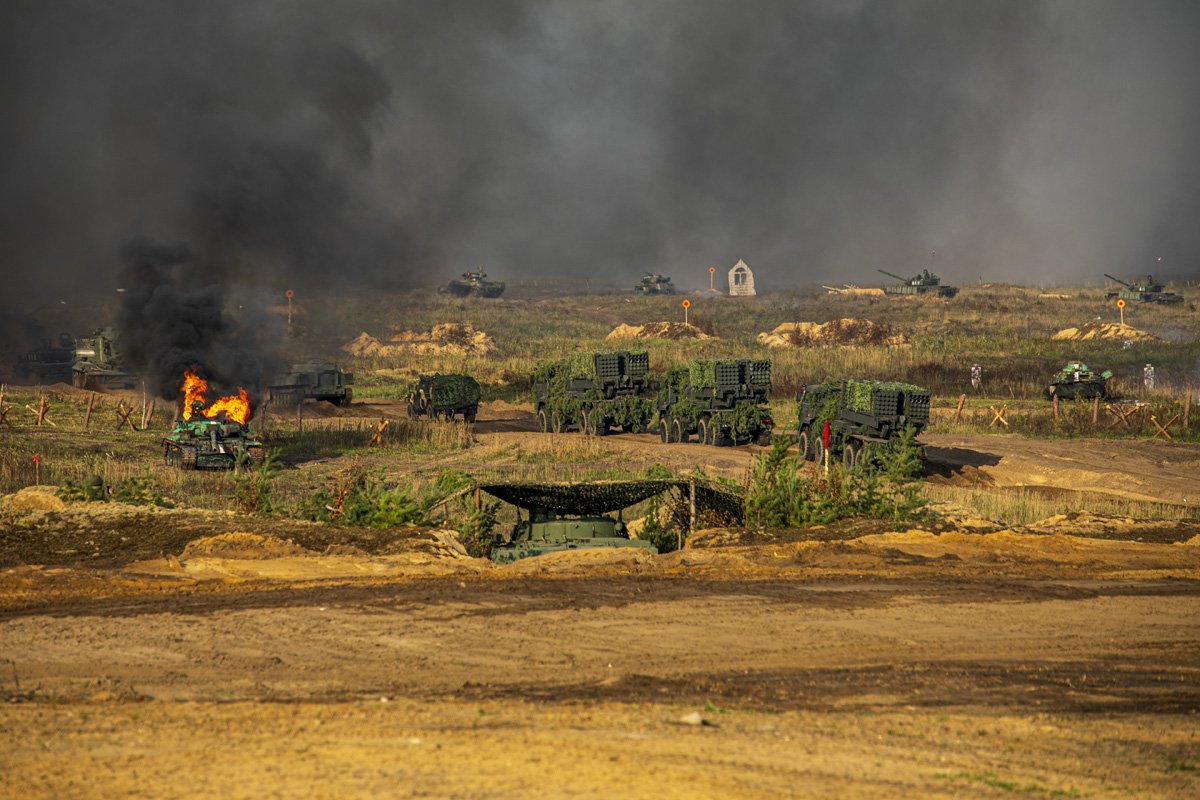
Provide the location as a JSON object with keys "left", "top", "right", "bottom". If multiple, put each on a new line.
{"left": 0, "top": 486, "right": 66, "bottom": 513}
{"left": 825, "top": 286, "right": 885, "bottom": 296}
{"left": 757, "top": 319, "right": 906, "bottom": 348}
{"left": 606, "top": 322, "right": 711, "bottom": 341}
{"left": 343, "top": 323, "right": 496, "bottom": 357}
{"left": 1051, "top": 322, "right": 1158, "bottom": 342}
{"left": 181, "top": 532, "right": 313, "bottom": 560}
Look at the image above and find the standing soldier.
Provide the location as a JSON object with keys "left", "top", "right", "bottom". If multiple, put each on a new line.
{"left": 970, "top": 363, "right": 982, "bottom": 390}
{"left": 1143, "top": 363, "right": 1155, "bottom": 391}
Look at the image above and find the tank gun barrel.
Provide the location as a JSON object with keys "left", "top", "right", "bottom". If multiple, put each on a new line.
{"left": 878, "top": 269, "right": 907, "bottom": 282}
{"left": 1103, "top": 273, "right": 1134, "bottom": 288}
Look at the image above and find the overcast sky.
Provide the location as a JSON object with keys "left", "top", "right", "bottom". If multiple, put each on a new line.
{"left": 2, "top": 0, "right": 1198, "bottom": 302}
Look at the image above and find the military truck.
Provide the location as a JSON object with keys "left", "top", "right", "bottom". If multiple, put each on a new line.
{"left": 407, "top": 374, "right": 481, "bottom": 422}
{"left": 1044, "top": 361, "right": 1112, "bottom": 401}
{"left": 266, "top": 361, "right": 354, "bottom": 406}
{"left": 1103, "top": 274, "right": 1182, "bottom": 305}
{"left": 441, "top": 270, "right": 505, "bottom": 298}
{"left": 72, "top": 328, "right": 139, "bottom": 391}
{"left": 878, "top": 269, "right": 958, "bottom": 298}
{"left": 14, "top": 333, "right": 75, "bottom": 384}
{"left": 634, "top": 273, "right": 676, "bottom": 295}
{"left": 796, "top": 379, "right": 930, "bottom": 469}
{"left": 657, "top": 359, "right": 773, "bottom": 446}
{"left": 532, "top": 351, "right": 655, "bottom": 435}
{"left": 163, "top": 410, "right": 264, "bottom": 471}
{"left": 481, "top": 480, "right": 663, "bottom": 564}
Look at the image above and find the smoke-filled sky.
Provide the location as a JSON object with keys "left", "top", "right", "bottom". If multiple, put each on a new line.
{"left": 2, "top": 0, "right": 1199, "bottom": 302}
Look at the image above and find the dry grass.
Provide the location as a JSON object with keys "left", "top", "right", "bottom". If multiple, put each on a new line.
{"left": 927, "top": 484, "right": 1200, "bottom": 526}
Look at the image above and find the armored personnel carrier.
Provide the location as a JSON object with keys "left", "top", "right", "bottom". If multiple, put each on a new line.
{"left": 657, "top": 359, "right": 773, "bottom": 446}
{"left": 163, "top": 407, "right": 264, "bottom": 470}
{"left": 1103, "top": 274, "right": 1182, "bottom": 305}
{"left": 14, "top": 333, "right": 75, "bottom": 384}
{"left": 481, "top": 480, "right": 663, "bottom": 564}
{"left": 796, "top": 379, "right": 930, "bottom": 469}
{"left": 72, "top": 328, "right": 139, "bottom": 391}
{"left": 878, "top": 269, "right": 958, "bottom": 298}
{"left": 634, "top": 273, "right": 676, "bottom": 295}
{"left": 267, "top": 361, "right": 354, "bottom": 406}
{"left": 532, "top": 351, "right": 655, "bottom": 435}
{"left": 441, "top": 270, "right": 505, "bottom": 298}
{"left": 407, "top": 374, "right": 481, "bottom": 422}
{"left": 1044, "top": 361, "right": 1112, "bottom": 401}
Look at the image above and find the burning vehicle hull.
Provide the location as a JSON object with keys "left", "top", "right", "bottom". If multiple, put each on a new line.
{"left": 163, "top": 419, "right": 264, "bottom": 470}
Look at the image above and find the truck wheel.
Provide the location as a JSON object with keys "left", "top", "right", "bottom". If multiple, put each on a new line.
{"left": 658, "top": 419, "right": 669, "bottom": 443}
{"left": 465, "top": 406, "right": 478, "bottom": 424}
{"left": 798, "top": 428, "right": 812, "bottom": 461}
{"left": 754, "top": 429, "right": 773, "bottom": 447}
{"left": 843, "top": 440, "right": 860, "bottom": 471}
{"left": 813, "top": 436, "right": 827, "bottom": 466}
{"left": 551, "top": 411, "right": 564, "bottom": 434}
{"left": 672, "top": 418, "right": 687, "bottom": 444}
{"left": 697, "top": 418, "right": 710, "bottom": 446}
{"left": 538, "top": 409, "right": 550, "bottom": 432}
{"left": 581, "top": 409, "right": 594, "bottom": 436}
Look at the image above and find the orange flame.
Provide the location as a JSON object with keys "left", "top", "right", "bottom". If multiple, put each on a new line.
{"left": 180, "top": 369, "right": 251, "bottom": 426}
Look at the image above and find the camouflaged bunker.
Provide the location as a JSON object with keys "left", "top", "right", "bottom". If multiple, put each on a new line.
{"left": 657, "top": 359, "right": 773, "bottom": 446}
{"left": 532, "top": 351, "right": 655, "bottom": 435}
{"left": 795, "top": 379, "right": 930, "bottom": 469}
{"left": 407, "top": 374, "right": 481, "bottom": 422}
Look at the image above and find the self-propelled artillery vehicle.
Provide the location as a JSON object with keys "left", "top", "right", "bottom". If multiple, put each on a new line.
{"left": 633, "top": 273, "right": 676, "bottom": 295}
{"left": 878, "top": 269, "right": 958, "bottom": 298}
{"left": 1103, "top": 274, "right": 1182, "bottom": 305}
{"left": 163, "top": 403, "right": 264, "bottom": 470}
{"left": 657, "top": 359, "right": 773, "bottom": 446}
{"left": 533, "top": 351, "right": 655, "bottom": 435}
{"left": 266, "top": 361, "right": 353, "bottom": 406}
{"left": 796, "top": 379, "right": 930, "bottom": 469}
{"left": 407, "top": 374, "right": 481, "bottom": 422}
{"left": 441, "top": 270, "right": 505, "bottom": 298}
{"left": 72, "top": 328, "right": 139, "bottom": 391}
{"left": 1043, "top": 361, "right": 1112, "bottom": 401}
{"left": 14, "top": 333, "right": 75, "bottom": 384}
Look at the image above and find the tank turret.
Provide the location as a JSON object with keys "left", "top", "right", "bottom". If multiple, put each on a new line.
{"left": 634, "top": 273, "right": 676, "bottom": 295}
{"left": 441, "top": 270, "right": 505, "bottom": 298}
{"left": 878, "top": 269, "right": 957, "bottom": 298}
{"left": 1103, "top": 273, "right": 1181, "bottom": 304}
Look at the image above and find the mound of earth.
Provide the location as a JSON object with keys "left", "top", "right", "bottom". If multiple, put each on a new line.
{"left": 344, "top": 323, "right": 495, "bottom": 357}
{"left": 181, "top": 533, "right": 313, "bottom": 560}
{"left": 824, "top": 286, "right": 885, "bottom": 296}
{"left": 757, "top": 319, "right": 906, "bottom": 348}
{"left": 606, "top": 322, "right": 711, "bottom": 341}
{"left": 0, "top": 486, "right": 66, "bottom": 513}
{"left": 1051, "top": 322, "right": 1158, "bottom": 342}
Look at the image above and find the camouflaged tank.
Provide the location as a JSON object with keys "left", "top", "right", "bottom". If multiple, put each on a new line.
{"left": 1103, "top": 274, "right": 1182, "bottom": 305}
{"left": 407, "top": 374, "right": 481, "bottom": 422}
{"left": 441, "top": 270, "right": 505, "bottom": 298}
{"left": 163, "top": 405, "right": 264, "bottom": 470}
{"left": 878, "top": 269, "right": 958, "bottom": 298}
{"left": 633, "top": 273, "right": 676, "bottom": 295}
{"left": 1044, "top": 361, "right": 1112, "bottom": 401}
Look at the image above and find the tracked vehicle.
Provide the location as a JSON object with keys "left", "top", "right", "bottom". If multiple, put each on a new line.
{"left": 1103, "top": 274, "right": 1182, "bottom": 305}
{"left": 657, "top": 359, "right": 773, "bottom": 446}
{"left": 796, "top": 379, "right": 930, "bottom": 469}
{"left": 163, "top": 403, "right": 264, "bottom": 470}
{"left": 1043, "top": 361, "right": 1112, "bottom": 401}
{"left": 532, "top": 351, "right": 655, "bottom": 435}
{"left": 267, "top": 361, "right": 354, "bottom": 406}
{"left": 72, "top": 328, "right": 139, "bottom": 391}
{"left": 407, "top": 374, "right": 481, "bottom": 422}
{"left": 634, "top": 273, "right": 676, "bottom": 295}
{"left": 878, "top": 269, "right": 958, "bottom": 298}
{"left": 14, "top": 333, "right": 75, "bottom": 384}
{"left": 441, "top": 270, "right": 505, "bottom": 298}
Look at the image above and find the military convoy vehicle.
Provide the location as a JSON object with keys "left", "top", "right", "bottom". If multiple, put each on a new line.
{"left": 532, "top": 351, "right": 655, "bottom": 435}
{"left": 72, "top": 328, "right": 139, "bottom": 391}
{"left": 441, "top": 270, "right": 505, "bottom": 298}
{"left": 163, "top": 408, "right": 264, "bottom": 470}
{"left": 796, "top": 379, "right": 930, "bottom": 469}
{"left": 1044, "top": 361, "right": 1112, "bottom": 401}
{"left": 878, "top": 269, "right": 958, "bottom": 298}
{"left": 481, "top": 480, "right": 663, "bottom": 564}
{"left": 14, "top": 333, "right": 75, "bottom": 384}
{"left": 407, "top": 374, "right": 481, "bottom": 422}
{"left": 266, "top": 361, "right": 354, "bottom": 406}
{"left": 634, "top": 273, "right": 676, "bottom": 295}
{"left": 1103, "top": 274, "right": 1182, "bottom": 305}
{"left": 657, "top": 359, "right": 773, "bottom": 446}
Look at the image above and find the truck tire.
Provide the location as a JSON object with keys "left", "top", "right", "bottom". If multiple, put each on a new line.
{"left": 842, "top": 440, "right": 860, "bottom": 471}
{"left": 798, "top": 428, "right": 812, "bottom": 461}
{"left": 465, "top": 406, "right": 478, "bottom": 424}
{"left": 697, "top": 418, "right": 710, "bottom": 446}
{"left": 538, "top": 409, "right": 550, "bottom": 432}
{"left": 551, "top": 411, "right": 564, "bottom": 434}
{"left": 581, "top": 409, "right": 594, "bottom": 436}
{"left": 658, "top": 419, "right": 669, "bottom": 443}
{"left": 672, "top": 418, "right": 687, "bottom": 444}
{"left": 813, "top": 436, "right": 827, "bottom": 467}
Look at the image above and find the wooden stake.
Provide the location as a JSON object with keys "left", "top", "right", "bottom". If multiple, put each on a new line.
{"left": 0, "top": 384, "right": 11, "bottom": 428}
{"left": 1150, "top": 414, "right": 1179, "bottom": 441}
{"left": 1185, "top": 391, "right": 1191, "bottom": 429}
{"left": 1052, "top": 394, "right": 1059, "bottom": 422}
{"left": 297, "top": 402, "right": 303, "bottom": 433}
{"left": 85, "top": 391, "right": 96, "bottom": 431}
{"left": 143, "top": 398, "right": 157, "bottom": 430}
{"left": 952, "top": 394, "right": 966, "bottom": 423}
{"left": 26, "top": 397, "right": 56, "bottom": 427}
{"left": 988, "top": 404, "right": 1009, "bottom": 428}
{"left": 368, "top": 418, "right": 390, "bottom": 446}
{"left": 1092, "top": 395, "right": 1100, "bottom": 426}
{"left": 115, "top": 401, "right": 136, "bottom": 432}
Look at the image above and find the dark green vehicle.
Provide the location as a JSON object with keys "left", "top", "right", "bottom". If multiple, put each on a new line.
{"left": 407, "top": 374, "right": 481, "bottom": 422}
{"left": 481, "top": 481, "right": 662, "bottom": 564}
{"left": 163, "top": 410, "right": 265, "bottom": 471}
{"left": 796, "top": 379, "right": 930, "bottom": 469}
{"left": 266, "top": 361, "right": 354, "bottom": 406}
{"left": 441, "top": 270, "right": 505, "bottom": 298}
{"left": 1044, "top": 361, "right": 1112, "bottom": 401}
{"left": 633, "top": 273, "right": 675, "bottom": 295}
{"left": 532, "top": 351, "right": 656, "bottom": 435}
{"left": 1103, "top": 274, "right": 1182, "bottom": 305}
{"left": 657, "top": 359, "right": 773, "bottom": 446}
{"left": 72, "top": 328, "right": 139, "bottom": 391}
{"left": 14, "top": 333, "right": 75, "bottom": 384}
{"left": 878, "top": 269, "right": 958, "bottom": 298}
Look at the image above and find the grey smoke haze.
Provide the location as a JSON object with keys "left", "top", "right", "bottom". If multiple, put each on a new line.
{"left": 1, "top": 0, "right": 1198, "bottom": 305}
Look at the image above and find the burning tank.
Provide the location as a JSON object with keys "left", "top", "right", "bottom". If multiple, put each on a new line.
{"left": 877, "top": 269, "right": 958, "bottom": 298}
{"left": 441, "top": 270, "right": 505, "bottom": 298}
{"left": 162, "top": 370, "right": 263, "bottom": 470}
{"left": 1103, "top": 274, "right": 1183, "bottom": 305}
{"left": 634, "top": 273, "right": 676, "bottom": 295}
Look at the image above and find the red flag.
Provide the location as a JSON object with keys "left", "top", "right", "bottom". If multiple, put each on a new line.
{"left": 823, "top": 420, "right": 830, "bottom": 448}
{"left": 32, "top": 454, "right": 39, "bottom": 464}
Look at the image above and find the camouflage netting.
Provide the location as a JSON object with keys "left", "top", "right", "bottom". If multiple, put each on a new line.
{"left": 418, "top": 374, "right": 481, "bottom": 408}
{"left": 478, "top": 478, "right": 743, "bottom": 520}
